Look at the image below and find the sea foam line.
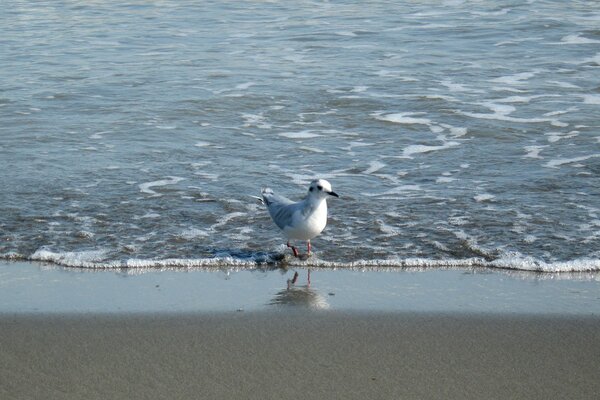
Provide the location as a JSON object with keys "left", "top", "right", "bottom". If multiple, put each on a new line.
{"left": 13, "top": 249, "right": 600, "bottom": 273}
{"left": 139, "top": 176, "right": 185, "bottom": 196}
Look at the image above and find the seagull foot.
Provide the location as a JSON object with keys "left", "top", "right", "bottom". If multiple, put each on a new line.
{"left": 287, "top": 241, "right": 299, "bottom": 257}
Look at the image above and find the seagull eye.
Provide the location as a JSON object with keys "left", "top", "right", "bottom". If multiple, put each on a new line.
{"left": 317, "top": 185, "right": 323, "bottom": 191}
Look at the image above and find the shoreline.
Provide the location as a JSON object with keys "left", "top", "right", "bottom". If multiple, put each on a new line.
{"left": 2, "top": 260, "right": 600, "bottom": 315}
{"left": 2, "top": 311, "right": 599, "bottom": 399}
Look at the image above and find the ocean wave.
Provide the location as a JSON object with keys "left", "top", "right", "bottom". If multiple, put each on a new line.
{"left": 3, "top": 249, "right": 599, "bottom": 274}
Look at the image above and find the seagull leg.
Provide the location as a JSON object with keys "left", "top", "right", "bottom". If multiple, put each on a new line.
{"left": 287, "top": 241, "right": 299, "bottom": 257}
{"left": 291, "top": 271, "right": 299, "bottom": 285}
{"left": 307, "top": 240, "right": 311, "bottom": 255}
{"left": 307, "top": 269, "right": 311, "bottom": 287}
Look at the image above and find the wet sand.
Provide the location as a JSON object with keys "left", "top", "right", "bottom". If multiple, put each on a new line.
{"left": 2, "top": 312, "right": 599, "bottom": 399}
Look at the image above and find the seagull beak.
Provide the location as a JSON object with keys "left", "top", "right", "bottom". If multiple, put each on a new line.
{"left": 328, "top": 191, "right": 339, "bottom": 198}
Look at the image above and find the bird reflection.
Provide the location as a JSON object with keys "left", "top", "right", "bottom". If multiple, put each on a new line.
{"left": 269, "top": 271, "right": 329, "bottom": 309}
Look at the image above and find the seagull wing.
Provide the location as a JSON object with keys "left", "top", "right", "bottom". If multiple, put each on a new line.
{"left": 261, "top": 188, "right": 298, "bottom": 230}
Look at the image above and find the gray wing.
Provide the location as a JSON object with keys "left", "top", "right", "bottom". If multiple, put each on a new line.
{"left": 261, "top": 188, "right": 298, "bottom": 230}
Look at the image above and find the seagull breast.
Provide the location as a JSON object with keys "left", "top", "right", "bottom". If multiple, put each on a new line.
{"left": 284, "top": 199, "right": 328, "bottom": 240}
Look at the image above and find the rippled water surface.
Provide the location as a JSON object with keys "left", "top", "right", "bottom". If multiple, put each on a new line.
{"left": 1, "top": 1, "right": 599, "bottom": 272}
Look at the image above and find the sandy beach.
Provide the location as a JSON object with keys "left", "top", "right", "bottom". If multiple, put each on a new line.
{"left": 2, "top": 261, "right": 600, "bottom": 399}
{"left": 2, "top": 312, "right": 599, "bottom": 399}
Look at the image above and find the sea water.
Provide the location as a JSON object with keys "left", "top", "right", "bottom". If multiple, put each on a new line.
{"left": 1, "top": 1, "right": 599, "bottom": 272}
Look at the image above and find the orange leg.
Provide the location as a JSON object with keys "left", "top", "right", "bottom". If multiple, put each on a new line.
{"left": 287, "top": 241, "right": 299, "bottom": 257}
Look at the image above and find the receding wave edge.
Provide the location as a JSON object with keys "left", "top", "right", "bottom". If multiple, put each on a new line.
{"left": 2, "top": 248, "right": 599, "bottom": 273}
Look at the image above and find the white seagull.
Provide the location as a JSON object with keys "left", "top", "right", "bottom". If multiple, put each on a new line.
{"left": 260, "top": 179, "right": 338, "bottom": 258}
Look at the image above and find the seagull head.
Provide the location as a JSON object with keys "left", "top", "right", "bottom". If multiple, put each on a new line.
{"left": 308, "top": 179, "right": 339, "bottom": 199}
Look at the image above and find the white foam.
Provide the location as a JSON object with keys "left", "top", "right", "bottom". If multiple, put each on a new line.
{"left": 544, "top": 108, "right": 576, "bottom": 117}
{"left": 440, "top": 80, "right": 484, "bottom": 93}
{"left": 547, "top": 80, "right": 580, "bottom": 89}
{"left": 582, "top": 94, "right": 600, "bottom": 105}
{"left": 485, "top": 102, "right": 516, "bottom": 114}
{"left": 193, "top": 172, "right": 219, "bottom": 181}
{"left": 429, "top": 125, "right": 444, "bottom": 134}
{"left": 402, "top": 141, "right": 460, "bottom": 158}
{"left": 474, "top": 193, "right": 495, "bottom": 202}
{"left": 489, "top": 254, "right": 600, "bottom": 273}
{"left": 436, "top": 176, "right": 456, "bottom": 184}
{"left": 30, "top": 248, "right": 109, "bottom": 268}
{"left": 376, "top": 219, "right": 401, "bottom": 236}
{"left": 490, "top": 71, "right": 538, "bottom": 85}
{"left": 242, "top": 113, "right": 272, "bottom": 129}
{"left": 491, "top": 86, "right": 528, "bottom": 93}
{"left": 551, "top": 120, "right": 569, "bottom": 128}
{"left": 235, "top": 82, "right": 256, "bottom": 90}
{"left": 559, "top": 34, "right": 600, "bottom": 44}
{"left": 138, "top": 212, "right": 161, "bottom": 219}
{"left": 139, "top": 176, "right": 185, "bottom": 196}
{"left": 363, "top": 185, "right": 423, "bottom": 197}
{"left": 363, "top": 161, "right": 386, "bottom": 174}
{"left": 545, "top": 130, "right": 579, "bottom": 143}
{"left": 299, "top": 146, "right": 325, "bottom": 153}
{"left": 194, "top": 141, "right": 212, "bottom": 147}
{"left": 20, "top": 250, "right": 600, "bottom": 274}
{"left": 279, "top": 131, "right": 322, "bottom": 139}
{"left": 523, "top": 145, "right": 547, "bottom": 159}
{"left": 0, "top": 251, "right": 25, "bottom": 260}
{"left": 448, "top": 216, "right": 469, "bottom": 226}
{"left": 76, "top": 231, "right": 94, "bottom": 239}
{"left": 179, "top": 228, "right": 209, "bottom": 239}
{"left": 375, "top": 71, "right": 419, "bottom": 81}
{"left": 580, "top": 52, "right": 600, "bottom": 65}
{"left": 210, "top": 212, "right": 247, "bottom": 230}
{"left": 462, "top": 102, "right": 556, "bottom": 124}
{"left": 496, "top": 95, "right": 549, "bottom": 103}
{"left": 374, "top": 112, "right": 432, "bottom": 126}
{"left": 341, "top": 140, "right": 374, "bottom": 154}
{"left": 545, "top": 155, "right": 599, "bottom": 168}
{"left": 351, "top": 86, "right": 368, "bottom": 93}
{"left": 90, "top": 131, "right": 110, "bottom": 139}
{"left": 335, "top": 31, "right": 357, "bottom": 36}
{"left": 440, "top": 124, "right": 468, "bottom": 137}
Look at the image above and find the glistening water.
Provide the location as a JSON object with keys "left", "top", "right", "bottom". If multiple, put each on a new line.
{"left": 1, "top": 1, "right": 599, "bottom": 272}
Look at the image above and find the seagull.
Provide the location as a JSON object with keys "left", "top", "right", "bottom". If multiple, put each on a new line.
{"left": 260, "top": 179, "right": 338, "bottom": 258}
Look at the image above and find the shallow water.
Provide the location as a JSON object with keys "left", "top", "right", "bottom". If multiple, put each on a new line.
{"left": 1, "top": 1, "right": 599, "bottom": 272}
{"left": 2, "top": 261, "right": 600, "bottom": 314}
